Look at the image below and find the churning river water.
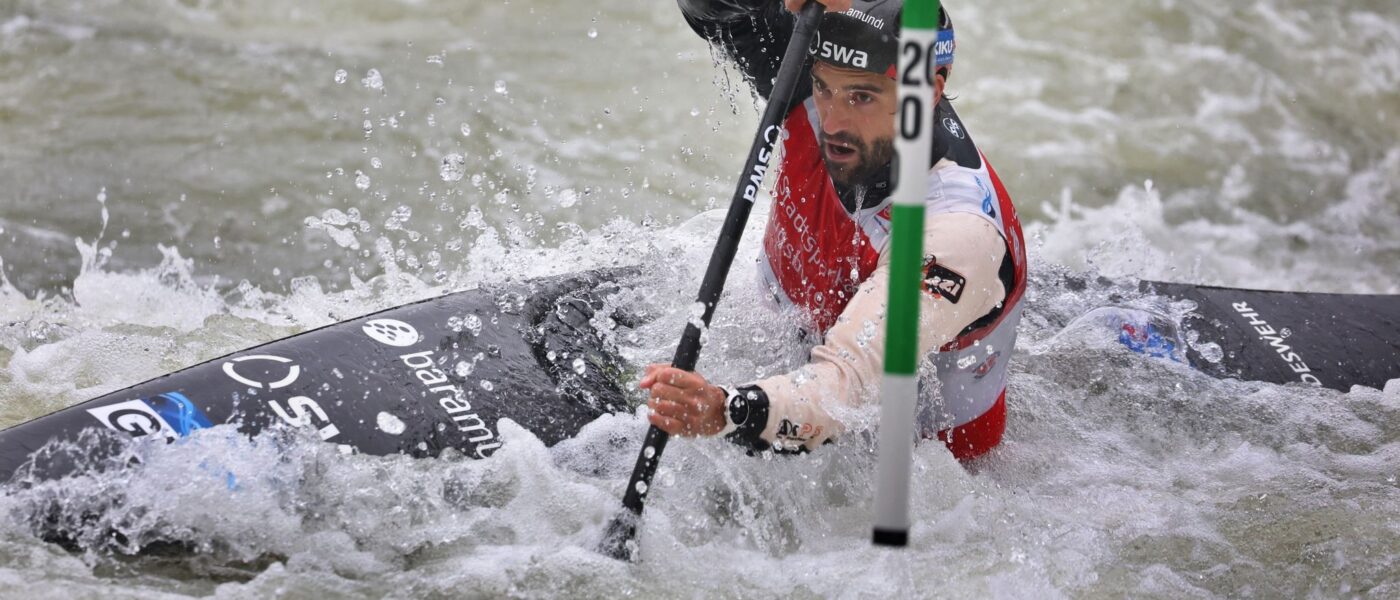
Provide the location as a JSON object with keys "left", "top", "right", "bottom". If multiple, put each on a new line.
{"left": 1, "top": 0, "right": 1398, "bottom": 598}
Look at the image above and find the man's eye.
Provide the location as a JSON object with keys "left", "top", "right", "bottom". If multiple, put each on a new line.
{"left": 853, "top": 93, "right": 873, "bottom": 104}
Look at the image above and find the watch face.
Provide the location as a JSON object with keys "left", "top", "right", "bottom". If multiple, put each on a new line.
{"left": 728, "top": 394, "right": 748, "bottom": 427}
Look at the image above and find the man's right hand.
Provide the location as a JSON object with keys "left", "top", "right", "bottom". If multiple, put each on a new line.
{"left": 784, "top": 0, "right": 852, "bottom": 15}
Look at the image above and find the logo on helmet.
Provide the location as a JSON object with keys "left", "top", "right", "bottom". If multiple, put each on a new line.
{"left": 813, "top": 37, "right": 870, "bottom": 70}
{"left": 934, "top": 28, "right": 956, "bottom": 66}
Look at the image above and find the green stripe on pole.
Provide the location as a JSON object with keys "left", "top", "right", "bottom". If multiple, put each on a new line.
{"left": 884, "top": 203, "right": 925, "bottom": 376}
{"left": 904, "top": 0, "right": 939, "bottom": 29}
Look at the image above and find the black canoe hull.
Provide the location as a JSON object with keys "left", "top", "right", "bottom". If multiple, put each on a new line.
{"left": 0, "top": 270, "right": 638, "bottom": 483}
{"left": 1, "top": 271, "right": 1395, "bottom": 484}
{"left": 1143, "top": 281, "right": 1400, "bottom": 392}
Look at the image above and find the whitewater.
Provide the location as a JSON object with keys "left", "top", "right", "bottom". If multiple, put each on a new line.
{"left": 0, "top": 0, "right": 1397, "bottom": 597}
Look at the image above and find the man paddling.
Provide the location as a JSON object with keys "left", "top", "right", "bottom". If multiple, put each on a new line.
{"left": 643, "top": 0, "right": 1028, "bottom": 460}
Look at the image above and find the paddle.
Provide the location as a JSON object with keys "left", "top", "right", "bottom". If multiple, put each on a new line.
{"left": 597, "top": 1, "right": 827, "bottom": 562}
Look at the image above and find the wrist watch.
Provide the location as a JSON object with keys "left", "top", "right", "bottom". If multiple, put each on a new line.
{"left": 717, "top": 387, "right": 749, "bottom": 437}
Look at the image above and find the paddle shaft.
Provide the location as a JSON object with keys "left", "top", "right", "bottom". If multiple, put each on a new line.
{"left": 599, "top": 1, "right": 825, "bottom": 561}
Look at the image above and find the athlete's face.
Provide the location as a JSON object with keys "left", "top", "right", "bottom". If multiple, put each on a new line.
{"left": 811, "top": 61, "right": 897, "bottom": 187}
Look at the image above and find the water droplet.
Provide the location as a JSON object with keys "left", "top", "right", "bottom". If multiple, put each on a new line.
{"left": 644, "top": 446, "right": 655, "bottom": 459}
{"left": 689, "top": 107, "right": 700, "bottom": 117}
{"left": 688, "top": 301, "right": 707, "bottom": 329}
{"left": 455, "top": 360, "right": 475, "bottom": 377}
{"left": 1196, "top": 342, "right": 1225, "bottom": 364}
{"left": 463, "top": 314, "right": 482, "bottom": 336}
{"left": 354, "top": 171, "right": 371, "bottom": 190}
{"left": 362, "top": 68, "right": 384, "bottom": 90}
{"left": 440, "top": 153, "right": 466, "bottom": 182}
{"left": 634, "top": 481, "right": 648, "bottom": 494}
{"left": 334, "top": 69, "right": 348, "bottom": 84}
{"left": 426, "top": 55, "right": 444, "bottom": 66}
{"left": 557, "top": 188, "right": 579, "bottom": 208}
{"left": 587, "top": 27, "right": 598, "bottom": 39}
{"left": 377, "top": 411, "right": 406, "bottom": 435}
{"left": 480, "top": 380, "right": 495, "bottom": 392}
{"left": 572, "top": 357, "right": 587, "bottom": 375}
{"left": 493, "top": 80, "right": 508, "bottom": 95}
{"left": 370, "top": 157, "right": 382, "bottom": 169}
{"left": 546, "top": 350, "right": 557, "bottom": 361}
{"left": 460, "top": 122, "right": 472, "bottom": 137}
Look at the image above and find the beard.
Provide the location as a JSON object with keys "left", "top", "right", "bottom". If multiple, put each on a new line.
{"left": 819, "top": 131, "right": 895, "bottom": 187}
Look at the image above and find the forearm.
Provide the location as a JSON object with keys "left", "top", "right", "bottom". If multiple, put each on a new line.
{"left": 676, "top": 0, "right": 804, "bottom": 102}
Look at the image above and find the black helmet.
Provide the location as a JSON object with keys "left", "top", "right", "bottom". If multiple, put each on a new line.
{"left": 810, "top": 0, "right": 955, "bottom": 80}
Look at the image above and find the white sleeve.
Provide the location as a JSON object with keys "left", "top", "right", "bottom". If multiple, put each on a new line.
{"left": 729, "top": 212, "right": 1008, "bottom": 453}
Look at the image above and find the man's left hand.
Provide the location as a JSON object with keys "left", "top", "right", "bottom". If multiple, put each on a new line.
{"left": 640, "top": 364, "right": 727, "bottom": 437}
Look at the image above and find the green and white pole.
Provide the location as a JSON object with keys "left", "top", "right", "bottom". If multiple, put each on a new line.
{"left": 872, "top": 0, "right": 939, "bottom": 548}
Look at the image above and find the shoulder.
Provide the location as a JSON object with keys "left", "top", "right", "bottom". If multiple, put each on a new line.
{"left": 924, "top": 212, "right": 1004, "bottom": 256}
{"left": 925, "top": 161, "right": 1001, "bottom": 231}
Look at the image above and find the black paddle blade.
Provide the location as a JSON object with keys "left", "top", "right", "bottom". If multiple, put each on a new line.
{"left": 596, "top": 511, "right": 640, "bottom": 562}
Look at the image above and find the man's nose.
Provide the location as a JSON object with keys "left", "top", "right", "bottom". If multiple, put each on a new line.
{"left": 819, "top": 98, "right": 854, "bottom": 137}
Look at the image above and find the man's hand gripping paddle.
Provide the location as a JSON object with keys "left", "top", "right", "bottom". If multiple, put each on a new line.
{"left": 597, "top": 1, "right": 826, "bottom": 562}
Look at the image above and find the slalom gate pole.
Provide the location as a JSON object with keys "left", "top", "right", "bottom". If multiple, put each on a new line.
{"left": 872, "top": 0, "right": 940, "bottom": 548}
{"left": 597, "top": 1, "right": 826, "bottom": 562}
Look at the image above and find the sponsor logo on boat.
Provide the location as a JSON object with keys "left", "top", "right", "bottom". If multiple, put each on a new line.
{"left": 222, "top": 354, "right": 300, "bottom": 389}
{"left": 1231, "top": 302, "right": 1322, "bottom": 386}
{"left": 396, "top": 349, "right": 500, "bottom": 457}
{"left": 373, "top": 324, "right": 501, "bottom": 457}
{"left": 222, "top": 354, "right": 342, "bottom": 442}
{"left": 88, "top": 399, "right": 178, "bottom": 439}
{"left": 362, "top": 318, "right": 421, "bottom": 347}
{"left": 85, "top": 392, "right": 212, "bottom": 440}
{"left": 357, "top": 310, "right": 500, "bottom": 456}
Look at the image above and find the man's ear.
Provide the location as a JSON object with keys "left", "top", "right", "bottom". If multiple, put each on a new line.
{"left": 933, "top": 69, "right": 948, "bottom": 104}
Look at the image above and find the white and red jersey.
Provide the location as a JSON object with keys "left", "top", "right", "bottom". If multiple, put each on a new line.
{"left": 737, "top": 96, "right": 1028, "bottom": 460}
